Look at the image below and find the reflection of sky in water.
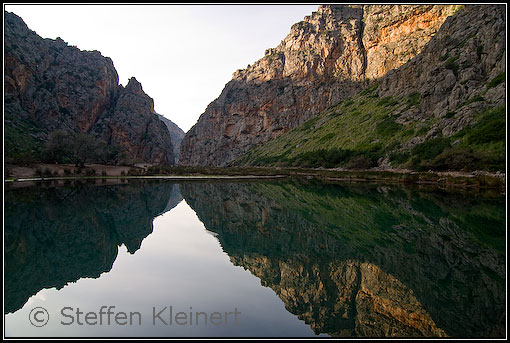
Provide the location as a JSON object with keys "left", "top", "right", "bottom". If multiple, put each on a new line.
{"left": 5, "top": 180, "right": 505, "bottom": 338}
{"left": 5, "top": 200, "right": 322, "bottom": 337}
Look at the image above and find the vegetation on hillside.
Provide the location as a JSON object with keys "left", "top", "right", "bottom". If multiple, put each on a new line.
{"left": 235, "top": 83, "right": 505, "bottom": 172}
{"left": 4, "top": 112, "right": 45, "bottom": 165}
{"left": 4, "top": 112, "right": 129, "bottom": 167}
{"left": 43, "top": 130, "right": 126, "bottom": 167}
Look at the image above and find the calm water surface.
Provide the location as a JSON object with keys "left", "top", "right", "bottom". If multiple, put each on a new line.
{"left": 4, "top": 179, "right": 506, "bottom": 337}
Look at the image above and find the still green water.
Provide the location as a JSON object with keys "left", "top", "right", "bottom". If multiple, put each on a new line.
{"left": 4, "top": 179, "right": 506, "bottom": 337}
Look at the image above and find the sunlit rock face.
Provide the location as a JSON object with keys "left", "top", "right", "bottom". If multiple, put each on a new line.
{"left": 4, "top": 181, "right": 182, "bottom": 314}
{"left": 362, "top": 5, "right": 460, "bottom": 80}
{"left": 219, "top": 5, "right": 505, "bottom": 171}
{"left": 181, "top": 181, "right": 505, "bottom": 337}
{"left": 375, "top": 5, "right": 505, "bottom": 136}
{"left": 179, "top": 5, "right": 463, "bottom": 166}
{"left": 4, "top": 11, "right": 175, "bottom": 165}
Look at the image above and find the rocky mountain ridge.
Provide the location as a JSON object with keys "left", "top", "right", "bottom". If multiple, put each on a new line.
{"left": 235, "top": 4, "right": 505, "bottom": 172}
{"left": 4, "top": 11, "right": 181, "bottom": 165}
{"left": 179, "top": 4, "right": 465, "bottom": 166}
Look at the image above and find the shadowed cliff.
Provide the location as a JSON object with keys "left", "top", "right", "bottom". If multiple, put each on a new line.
{"left": 4, "top": 11, "right": 176, "bottom": 165}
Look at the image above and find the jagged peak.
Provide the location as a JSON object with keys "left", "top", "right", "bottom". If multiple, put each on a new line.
{"left": 125, "top": 77, "right": 143, "bottom": 94}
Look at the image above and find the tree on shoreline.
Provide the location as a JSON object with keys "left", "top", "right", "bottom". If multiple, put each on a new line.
{"left": 43, "top": 130, "right": 125, "bottom": 167}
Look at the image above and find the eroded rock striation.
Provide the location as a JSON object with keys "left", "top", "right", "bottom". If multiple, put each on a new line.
{"left": 179, "top": 5, "right": 463, "bottom": 166}
{"left": 376, "top": 4, "right": 506, "bottom": 137}
{"left": 4, "top": 11, "right": 176, "bottom": 165}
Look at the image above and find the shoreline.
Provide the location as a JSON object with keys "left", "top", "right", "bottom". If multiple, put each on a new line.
{"left": 4, "top": 163, "right": 505, "bottom": 192}
{"left": 4, "top": 174, "right": 288, "bottom": 182}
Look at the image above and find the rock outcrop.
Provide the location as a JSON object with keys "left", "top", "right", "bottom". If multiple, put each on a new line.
{"left": 234, "top": 4, "right": 505, "bottom": 171}
{"left": 179, "top": 5, "right": 463, "bottom": 166}
{"left": 91, "top": 77, "right": 175, "bottom": 165}
{"left": 4, "top": 11, "right": 175, "bottom": 165}
{"left": 156, "top": 113, "right": 185, "bottom": 164}
{"left": 362, "top": 5, "right": 460, "bottom": 80}
{"left": 377, "top": 4, "right": 506, "bottom": 136}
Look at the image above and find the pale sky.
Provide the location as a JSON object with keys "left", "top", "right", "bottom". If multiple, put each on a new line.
{"left": 4, "top": 4, "right": 319, "bottom": 132}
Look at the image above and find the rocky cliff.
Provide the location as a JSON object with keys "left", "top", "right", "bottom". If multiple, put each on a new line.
{"left": 156, "top": 113, "right": 185, "bottom": 164}
{"left": 377, "top": 4, "right": 505, "bottom": 136}
{"left": 4, "top": 11, "right": 175, "bottom": 165}
{"left": 179, "top": 5, "right": 463, "bottom": 166}
{"left": 235, "top": 5, "right": 505, "bottom": 172}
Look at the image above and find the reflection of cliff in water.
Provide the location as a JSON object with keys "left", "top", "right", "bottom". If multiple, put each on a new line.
{"left": 181, "top": 180, "right": 505, "bottom": 338}
{"left": 4, "top": 180, "right": 182, "bottom": 314}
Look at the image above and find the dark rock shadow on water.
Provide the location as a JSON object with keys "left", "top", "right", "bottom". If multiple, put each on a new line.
{"left": 4, "top": 178, "right": 505, "bottom": 338}
{"left": 4, "top": 180, "right": 183, "bottom": 314}
{"left": 180, "top": 179, "right": 505, "bottom": 338}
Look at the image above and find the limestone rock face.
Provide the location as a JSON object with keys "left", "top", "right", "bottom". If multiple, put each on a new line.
{"left": 229, "top": 5, "right": 505, "bottom": 171}
{"left": 180, "top": 4, "right": 461, "bottom": 166}
{"left": 377, "top": 5, "right": 506, "bottom": 138}
{"left": 362, "top": 5, "right": 461, "bottom": 79}
{"left": 92, "top": 77, "right": 175, "bottom": 165}
{"left": 156, "top": 114, "right": 185, "bottom": 164}
{"left": 4, "top": 11, "right": 175, "bottom": 165}
{"left": 4, "top": 12, "right": 119, "bottom": 134}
